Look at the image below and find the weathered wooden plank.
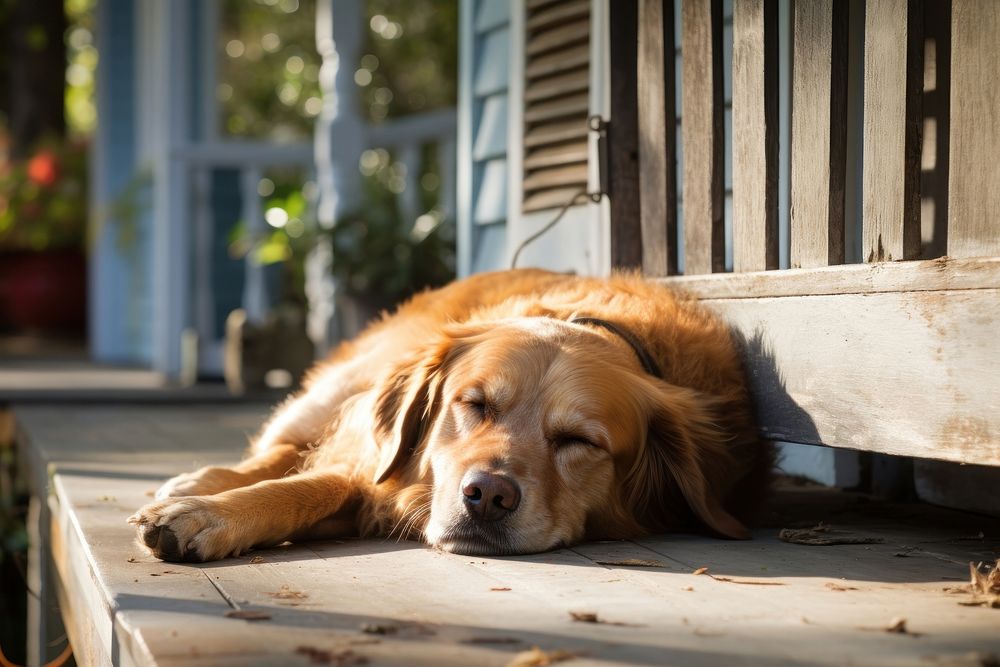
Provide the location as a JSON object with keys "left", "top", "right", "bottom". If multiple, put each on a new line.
{"left": 660, "top": 255, "right": 1000, "bottom": 299}
{"left": 681, "top": 0, "right": 725, "bottom": 275}
{"left": 947, "top": 0, "right": 1000, "bottom": 258}
{"left": 789, "top": 0, "right": 847, "bottom": 268}
{"left": 699, "top": 288, "right": 1000, "bottom": 464}
{"left": 862, "top": 0, "right": 924, "bottom": 262}
{"left": 608, "top": 0, "right": 642, "bottom": 269}
{"left": 637, "top": 0, "right": 678, "bottom": 276}
{"left": 18, "top": 403, "right": 1000, "bottom": 666}
{"left": 732, "top": 0, "right": 779, "bottom": 272}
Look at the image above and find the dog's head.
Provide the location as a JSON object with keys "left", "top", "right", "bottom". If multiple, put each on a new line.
{"left": 372, "top": 317, "right": 749, "bottom": 555}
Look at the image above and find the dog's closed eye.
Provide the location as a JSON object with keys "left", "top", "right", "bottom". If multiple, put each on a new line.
{"left": 551, "top": 432, "right": 602, "bottom": 451}
{"left": 458, "top": 393, "right": 496, "bottom": 421}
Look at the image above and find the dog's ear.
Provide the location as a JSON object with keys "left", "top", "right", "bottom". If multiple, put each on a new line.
{"left": 624, "top": 380, "right": 750, "bottom": 539}
{"left": 371, "top": 339, "right": 453, "bottom": 484}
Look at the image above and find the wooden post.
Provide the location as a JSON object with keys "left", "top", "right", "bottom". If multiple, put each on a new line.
{"left": 732, "top": 0, "right": 779, "bottom": 272}
{"left": 789, "top": 0, "right": 848, "bottom": 268}
{"left": 608, "top": 0, "right": 642, "bottom": 270}
{"left": 637, "top": 0, "right": 678, "bottom": 276}
{"left": 680, "top": 0, "right": 725, "bottom": 275}
{"left": 862, "top": 0, "right": 923, "bottom": 263}
{"left": 947, "top": 0, "right": 1000, "bottom": 258}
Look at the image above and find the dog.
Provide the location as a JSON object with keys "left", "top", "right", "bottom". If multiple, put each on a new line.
{"left": 129, "top": 269, "right": 770, "bottom": 561}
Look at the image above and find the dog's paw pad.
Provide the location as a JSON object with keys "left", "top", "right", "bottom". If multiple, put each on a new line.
{"left": 129, "top": 498, "right": 236, "bottom": 563}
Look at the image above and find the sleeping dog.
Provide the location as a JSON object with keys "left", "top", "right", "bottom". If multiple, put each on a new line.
{"left": 130, "top": 269, "right": 770, "bottom": 561}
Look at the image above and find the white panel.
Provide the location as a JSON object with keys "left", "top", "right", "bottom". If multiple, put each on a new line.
{"left": 471, "top": 221, "right": 508, "bottom": 273}
{"left": 474, "top": 27, "right": 510, "bottom": 96}
{"left": 475, "top": 0, "right": 509, "bottom": 33}
{"left": 474, "top": 158, "right": 508, "bottom": 225}
{"left": 472, "top": 93, "right": 508, "bottom": 161}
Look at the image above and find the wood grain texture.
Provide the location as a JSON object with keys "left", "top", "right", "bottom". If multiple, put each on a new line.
{"left": 948, "top": 0, "right": 1000, "bottom": 258}
{"left": 660, "top": 255, "right": 1000, "bottom": 299}
{"left": 699, "top": 287, "right": 1000, "bottom": 464}
{"left": 789, "top": 0, "right": 847, "bottom": 268}
{"left": 18, "top": 404, "right": 1000, "bottom": 666}
{"left": 732, "top": 0, "right": 779, "bottom": 272}
{"left": 681, "top": 0, "right": 725, "bottom": 275}
{"left": 637, "top": 0, "right": 678, "bottom": 276}
{"left": 862, "top": 0, "right": 923, "bottom": 262}
{"left": 609, "top": 0, "right": 642, "bottom": 269}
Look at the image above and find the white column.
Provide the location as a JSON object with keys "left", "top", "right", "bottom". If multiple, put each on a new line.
{"left": 149, "top": 0, "right": 192, "bottom": 379}
{"left": 241, "top": 166, "right": 268, "bottom": 322}
{"left": 309, "top": 0, "right": 367, "bottom": 350}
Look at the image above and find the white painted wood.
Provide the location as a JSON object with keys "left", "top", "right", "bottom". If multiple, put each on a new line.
{"left": 17, "top": 404, "right": 1000, "bottom": 666}
{"left": 241, "top": 167, "right": 268, "bottom": 323}
{"left": 149, "top": 0, "right": 193, "bottom": 379}
{"left": 661, "top": 255, "right": 1000, "bottom": 299}
{"left": 698, "top": 287, "right": 1000, "bottom": 464}
{"left": 457, "top": 0, "right": 477, "bottom": 277}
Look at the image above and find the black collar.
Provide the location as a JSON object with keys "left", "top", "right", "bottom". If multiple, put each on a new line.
{"left": 569, "top": 317, "right": 663, "bottom": 379}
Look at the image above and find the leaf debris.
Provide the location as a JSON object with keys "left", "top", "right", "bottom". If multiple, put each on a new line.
{"left": 506, "top": 646, "right": 579, "bottom": 667}
{"left": 224, "top": 610, "right": 272, "bottom": 621}
{"left": 594, "top": 558, "right": 668, "bottom": 568}
{"left": 779, "top": 524, "right": 884, "bottom": 546}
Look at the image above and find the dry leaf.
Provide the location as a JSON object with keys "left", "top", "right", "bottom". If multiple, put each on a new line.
{"left": 126, "top": 556, "right": 136, "bottom": 563}
{"left": 225, "top": 610, "right": 272, "bottom": 621}
{"left": 886, "top": 617, "right": 909, "bottom": 634}
{"left": 569, "top": 611, "right": 599, "bottom": 623}
{"left": 506, "top": 646, "right": 578, "bottom": 667}
{"left": 568, "top": 610, "right": 643, "bottom": 627}
{"left": 825, "top": 582, "right": 859, "bottom": 592}
{"left": 959, "top": 559, "right": 1000, "bottom": 609}
{"left": 491, "top": 586, "right": 512, "bottom": 591}
{"left": 779, "top": 527, "right": 884, "bottom": 546}
{"left": 249, "top": 555, "right": 266, "bottom": 564}
{"left": 711, "top": 577, "right": 784, "bottom": 586}
{"left": 693, "top": 567, "right": 709, "bottom": 576}
{"left": 594, "top": 558, "right": 667, "bottom": 568}
{"left": 294, "top": 646, "right": 367, "bottom": 665}
{"left": 360, "top": 623, "right": 397, "bottom": 635}
{"left": 266, "top": 585, "right": 308, "bottom": 600}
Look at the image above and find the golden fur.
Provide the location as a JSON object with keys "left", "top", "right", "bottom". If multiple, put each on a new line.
{"left": 130, "top": 269, "right": 770, "bottom": 561}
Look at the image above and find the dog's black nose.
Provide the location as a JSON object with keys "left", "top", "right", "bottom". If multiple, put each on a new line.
{"left": 461, "top": 471, "right": 521, "bottom": 521}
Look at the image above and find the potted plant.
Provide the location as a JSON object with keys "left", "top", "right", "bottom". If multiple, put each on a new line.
{"left": 330, "top": 171, "right": 455, "bottom": 337}
{"left": 0, "top": 136, "right": 88, "bottom": 335}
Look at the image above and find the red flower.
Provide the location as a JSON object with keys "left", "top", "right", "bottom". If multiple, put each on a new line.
{"left": 27, "top": 151, "right": 60, "bottom": 187}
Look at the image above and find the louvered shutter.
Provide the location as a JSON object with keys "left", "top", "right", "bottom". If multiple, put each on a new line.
{"left": 523, "top": 0, "right": 591, "bottom": 212}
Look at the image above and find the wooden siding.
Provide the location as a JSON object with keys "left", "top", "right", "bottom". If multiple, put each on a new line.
{"left": 459, "top": 0, "right": 512, "bottom": 275}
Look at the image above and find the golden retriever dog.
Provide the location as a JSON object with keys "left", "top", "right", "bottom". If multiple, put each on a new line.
{"left": 130, "top": 269, "right": 770, "bottom": 561}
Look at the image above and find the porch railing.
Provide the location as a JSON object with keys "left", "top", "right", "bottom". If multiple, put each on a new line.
{"left": 181, "top": 108, "right": 456, "bottom": 376}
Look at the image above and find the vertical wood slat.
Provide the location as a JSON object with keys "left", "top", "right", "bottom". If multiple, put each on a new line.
{"left": 948, "top": 1, "right": 1000, "bottom": 258}
{"left": 732, "top": 0, "right": 778, "bottom": 272}
{"left": 789, "top": 0, "right": 848, "bottom": 269}
{"left": 637, "top": 0, "right": 678, "bottom": 276}
{"left": 862, "top": 0, "right": 923, "bottom": 262}
{"left": 608, "top": 0, "right": 643, "bottom": 270}
{"left": 680, "top": 0, "right": 725, "bottom": 275}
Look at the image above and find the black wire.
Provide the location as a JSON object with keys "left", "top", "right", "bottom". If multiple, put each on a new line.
{"left": 509, "top": 188, "right": 600, "bottom": 269}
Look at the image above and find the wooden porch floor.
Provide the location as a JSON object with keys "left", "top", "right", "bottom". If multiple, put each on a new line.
{"left": 15, "top": 404, "right": 1000, "bottom": 666}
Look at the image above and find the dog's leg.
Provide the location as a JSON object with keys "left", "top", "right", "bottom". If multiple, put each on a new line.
{"left": 130, "top": 471, "right": 360, "bottom": 562}
{"left": 154, "top": 443, "right": 304, "bottom": 499}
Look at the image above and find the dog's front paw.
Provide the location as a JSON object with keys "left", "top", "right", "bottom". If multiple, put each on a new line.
{"left": 155, "top": 467, "right": 249, "bottom": 500}
{"left": 128, "top": 497, "right": 247, "bottom": 562}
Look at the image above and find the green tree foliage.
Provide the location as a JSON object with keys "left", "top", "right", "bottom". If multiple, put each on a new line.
{"left": 218, "top": 0, "right": 322, "bottom": 140}
{"left": 359, "top": 0, "right": 458, "bottom": 122}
